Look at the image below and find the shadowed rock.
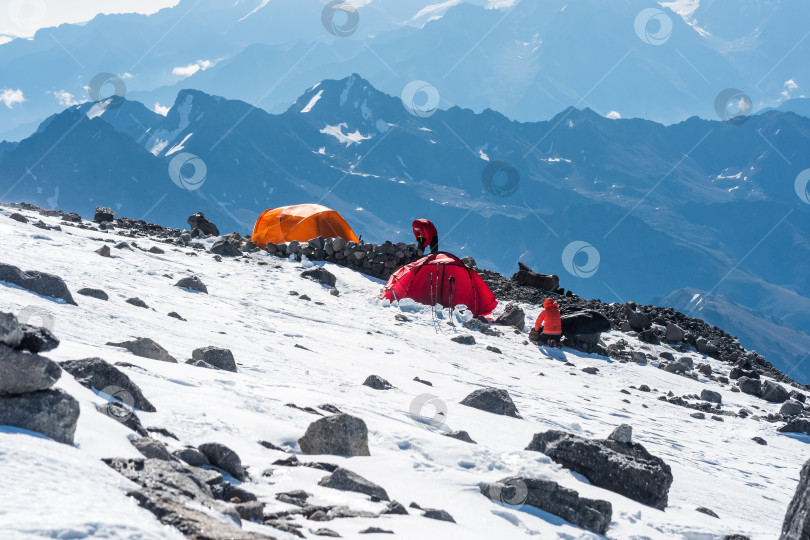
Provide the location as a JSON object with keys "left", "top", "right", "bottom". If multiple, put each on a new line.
{"left": 132, "top": 437, "right": 174, "bottom": 461}
{"left": 0, "top": 389, "right": 79, "bottom": 444}
{"left": 460, "top": 388, "right": 521, "bottom": 418}
{"left": 318, "top": 468, "right": 389, "bottom": 501}
{"left": 187, "top": 212, "right": 220, "bottom": 236}
{"left": 60, "top": 357, "right": 156, "bottom": 412}
{"left": 77, "top": 288, "right": 108, "bottom": 300}
{"left": 198, "top": 442, "right": 247, "bottom": 481}
{"left": 106, "top": 338, "right": 177, "bottom": 363}
{"left": 301, "top": 267, "right": 337, "bottom": 287}
{"left": 0, "top": 345, "right": 61, "bottom": 396}
{"left": 0, "top": 264, "right": 77, "bottom": 305}
{"left": 781, "top": 458, "right": 810, "bottom": 540}
{"left": 175, "top": 276, "right": 208, "bottom": 294}
{"left": 299, "top": 413, "right": 370, "bottom": 456}
{"left": 191, "top": 347, "right": 236, "bottom": 372}
{"left": 480, "top": 476, "right": 612, "bottom": 536}
{"left": 526, "top": 430, "right": 673, "bottom": 510}
{"left": 362, "top": 375, "right": 392, "bottom": 390}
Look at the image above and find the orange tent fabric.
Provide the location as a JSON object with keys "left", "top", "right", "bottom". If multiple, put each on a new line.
{"left": 380, "top": 253, "right": 498, "bottom": 317}
{"left": 251, "top": 204, "right": 359, "bottom": 247}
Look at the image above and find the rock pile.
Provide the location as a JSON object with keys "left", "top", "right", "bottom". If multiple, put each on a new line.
{"left": 0, "top": 312, "right": 79, "bottom": 444}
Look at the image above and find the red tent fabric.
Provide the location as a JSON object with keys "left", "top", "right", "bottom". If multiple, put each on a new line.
{"left": 380, "top": 253, "right": 498, "bottom": 317}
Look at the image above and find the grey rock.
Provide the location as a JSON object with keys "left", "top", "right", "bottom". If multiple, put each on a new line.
{"left": 486, "top": 345, "right": 502, "bottom": 354}
{"left": 697, "top": 363, "right": 713, "bottom": 376}
{"left": 94, "top": 206, "right": 116, "bottom": 222}
{"left": 235, "top": 501, "right": 264, "bottom": 521}
{"left": 187, "top": 212, "right": 219, "bottom": 236}
{"left": 363, "top": 375, "right": 392, "bottom": 390}
{"left": 95, "top": 402, "right": 147, "bottom": 436}
{"left": 168, "top": 312, "right": 186, "bottom": 321}
{"left": 697, "top": 507, "right": 720, "bottom": 518}
{"left": 460, "top": 256, "right": 478, "bottom": 269}
{"left": 664, "top": 323, "right": 685, "bottom": 342}
{"left": 106, "top": 337, "right": 177, "bottom": 363}
{"left": 738, "top": 377, "right": 761, "bottom": 396}
{"left": 299, "top": 413, "right": 370, "bottom": 457}
{"left": 175, "top": 276, "right": 208, "bottom": 294}
{"left": 422, "top": 509, "right": 455, "bottom": 522}
{"left": 173, "top": 447, "right": 211, "bottom": 467}
{"left": 582, "top": 367, "right": 599, "bottom": 375}
{"left": 494, "top": 303, "right": 525, "bottom": 330}
{"left": 0, "top": 389, "right": 79, "bottom": 444}
{"left": 444, "top": 430, "right": 477, "bottom": 444}
{"left": 186, "top": 358, "right": 218, "bottom": 370}
{"left": 301, "top": 267, "right": 337, "bottom": 287}
{"left": 665, "top": 362, "right": 688, "bottom": 374}
{"left": 480, "top": 477, "right": 612, "bottom": 536}
{"left": 313, "top": 528, "right": 340, "bottom": 537}
{"left": 61, "top": 212, "right": 82, "bottom": 223}
{"left": 9, "top": 212, "right": 28, "bottom": 223}
{"left": 359, "top": 527, "right": 392, "bottom": 535}
{"left": 77, "top": 288, "right": 108, "bottom": 300}
{"left": 126, "top": 297, "right": 149, "bottom": 309}
{"left": 679, "top": 357, "right": 694, "bottom": 369}
{"left": 781, "top": 458, "right": 810, "bottom": 540}
{"left": 696, "top": 337, "right": 719, "bottom": 355}
{"left": 608, "top": 424, "right": 633, "bottom": 444}
{"left": 560, "top": 311, "right": 611, "bottom": 336}
{"left": 0, "top": 264, "right": 77, "bottom": 305}
{"left": 762, "top": 380, "right": 791, "bottom": 403}
{"left": 526, "top": 430, "right": 673, "bottom": 509}
{"left": 700, "top": 389, "right": 722, "bottom": 404}
{"left": 690, "top": 412, "right": 706, "bottom": 419}
{"left": 96, "top": 245, "right": 112, "bottom": 257}
{"left": 0, "top": 312, "right": 23, "bottom": 347}
{"left": 17, "top": 324, "right": 59, "bottom": 353}
{"left": 60, "top": 357, "right": 156, "bottom": 412}
{"left": 752, "top": 437, "right": 768, "bottom": 445}
{"left": 460, "top": 387, "right": 521, "bottom": 418}
{"left": 659, "top": 351, "right": 675, "bottom": 361}
{"left": 318, "top": 468, "right": 390, "bottom": 501}
{"left": 0, "top": 345, "right": 62, "bottom": 396}
{"left": 381, "top": 501, "right": 409, "bottom": 515}
{"left": 628, "top": 311, "right": 652, "bottom": 331}
{"left": 192, "top": 347, "right": 236, "bottom": 372}
{"left": 451, "top": 334, "right": 476, "bottom": 345}
{"left": 779, "top": 419, "right": 810, "bottom": 436}
{"left": 211, "top": 239, "right": 242, "bottom": 257}
{"left": 632, "top": 351, "right": 648, "bottom": 364}
{"left": 106, "top": 458, "right": 216, "bottom": 502}
{"left": 780, "top": 400, "right": 804, "bottom": 417}
{"left": 132, "top": 437, "right": 174, "bottom": 461}
{"left": 198, "top": 442, "right": 247, "bottom": 481}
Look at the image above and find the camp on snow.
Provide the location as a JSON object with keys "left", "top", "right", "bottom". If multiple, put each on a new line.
{"left": 380, "top": 252, "right": 498, "bottom": 318}
{"left": 252, "top": 204, "right": 359, "bottom": 248}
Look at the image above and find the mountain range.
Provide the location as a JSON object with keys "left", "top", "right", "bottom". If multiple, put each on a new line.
{"left": 1, "top": 0, "right": 809, "bottom": 142}
{"left": 1, "top": 73, "right": 809, "bottom": 382}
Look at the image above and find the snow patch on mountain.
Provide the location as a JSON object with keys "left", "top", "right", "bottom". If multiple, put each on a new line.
{"left": 301, "top": 89, "right": 324, "bottom": 113}
{"left": 321, "top": 123, "right": 372, "bottom": 147}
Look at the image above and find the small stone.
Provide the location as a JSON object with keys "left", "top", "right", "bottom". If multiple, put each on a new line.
{"left": 198, "top": 442, "right": 247, "bottom": 481}
{"left": 77, "top": 288, "right": 108, "bottom": 300}
{"left": 638, "top": 385, "right": 651, "bottom": 392}
{"left": 175, "top": 276, "right": 208, "bottom": 294}
{"left": 126, "top": 297, "right": 149, "bottom": 309}
{"left": 318, "top": 468, "right": 389, "bottom": 501}
{"left": 131, "top": 437, "right": 174, "bottom": 461}
{"left": 460, "top": 388, "right": 521, "bottom": 418}
{"left": 582, "top": 367, "right": 599, "bottom": 375}
{"left": 422, "top": 508, "right": 455, "bottom": 523}
{"left": 700, "top": 389, "right": 722, "bottom": 404}
{"left": 696, "top": 507, "right": 719, "bottom": 518}
{"left": 690, "top": 412, "right": 706, "bottom": 419}
{"left": 168, "top": 312, "right": 186, "bottom": 321}
{"left": 363, "top": 375, "right": 393, "bottom": 390}
{"left": 299, "top": 414, "right": 370, "bottom": 457}
{"left": 444, "top": 430, "right": 477, "bottom": 444}
{"left": 607, "top": 424, "right": 632, "bottom": 444}
{"left": 752, "top": 437, "right": 767, "bottom": 445}
{"left": 451, "top": 334, "right": 476, "bottom": 345}
{"left": 96, "top": 245, "right": 112, "bottom": 257}
{"left": 486, "top": 345, "right": 502, "bottom": 354}
{"left": 191, "top": 347, "right": 236, "bottom": 372}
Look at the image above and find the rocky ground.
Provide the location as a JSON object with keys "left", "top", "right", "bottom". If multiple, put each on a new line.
{"left": 1, "top": 202, "right": 809, "bottom": 540}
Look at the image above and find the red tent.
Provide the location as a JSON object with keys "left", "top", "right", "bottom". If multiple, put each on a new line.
{"left": 380, "top": 253, "right": 498, "bottom": 317}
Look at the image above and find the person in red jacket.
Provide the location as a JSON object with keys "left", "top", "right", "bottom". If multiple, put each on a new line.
{"left": 412, "top": 219, "right": 439, "bottom": 255}
{"left": 534, "top": 298, "right": 562, "bottom": 347}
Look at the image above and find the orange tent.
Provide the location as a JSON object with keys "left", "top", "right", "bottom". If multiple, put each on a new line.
{"left": 251, "top": 204, "right": 359, "bottom": 248}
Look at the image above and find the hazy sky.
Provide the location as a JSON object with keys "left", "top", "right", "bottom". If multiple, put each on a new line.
{"left": 0, "top": 0, "right": 180, "bottom": 37}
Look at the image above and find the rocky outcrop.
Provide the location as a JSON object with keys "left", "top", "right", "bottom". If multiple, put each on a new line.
{"left": 0, "top": 264, "right": 77, "bottom": 305}
{"left": 318, "top": 468, "right": 390, "bottom": 501}
{"left": 299, "top": 414, "right": 371, "bottom": 456}
{"left": 187, "top": 212, "right": 220, "bottom": 237}
{"left": 460, "top": 388, "right": 521, "bottom": 418}
{"left": 526, "top": 430, "right": 673, "bottom": 510}
{"left": 106, "top": 337, "right": 177, "bottom": 363}
{"left": 513, "top": 262, "right": 559, "bottom": 291}
{"left": 480, "top": 477, "right": 612, "bottom": 536}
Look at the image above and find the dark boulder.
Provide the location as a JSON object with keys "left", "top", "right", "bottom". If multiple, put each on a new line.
{"left": 0, "top": 388, "right": 80, "bottom": 444}
{"left": 0, "top": 264, "right": 77, "bottom": 305}
{"left": 513, "top": 262, "right": 559, "bottom": 291}
{"left": 700, "top": 389, "right": 722, "bottom": 404}
{"left": 0, "top": 345, "right": 62, "bottom": 395}
{"left": 460, "top": 387, "right": 521, "bottom": 418}
{"left": 761, "top": 380, "right": 790, "bottom": 403}
{"left": 191, "top": 347, "right": 236, "bottom": 372}
{"left": 299, "top": 413, "right": 370, "bottom": 456}
{"left": 781, "top": 458, "right": 810, "bottom": 540}
{"left": 210, "top": 239, "right": 241, "bottom": 257}
{"left": 363, "top": 375, "right": 393, "bottom": 390}
{"left": 0, "top": 312, "right": 23, "bottom": 347}
{"left": 175, "top": 276, "right": 208, "bottom": 294}
{"left": 318, "top": 468, "right": 390, "bottom": 501}
{"left": 174, "top": 447, "right": 210, "bottom": 467}
{"left": 187, "top": 212, "right": 220, "bottom": 237}
{"left": 132, "top": 437, "right": 175, "bottom": 461}
{"left": 444, "top": 430, "right": 477, "bottom": 444}
{"left": 779, "top": 419, "right": 810, "bottom": 436}
{"left": 738, "top": 377, "right": 762, "bottom": 396}
{"left": 106, "top": 337, "right": 177, "bottom": 363}
{"left": 560, "top": 311, "right": 611, "bottom": 336}
{"left": 526, "top": 430, "right": 673, "bottom": 510}
{"left": 77, "top": 288, "right": 108, "bottom": 300}
{"left": 480, "top": 477, "right": 612, "bottom": 536}
{"left": 94, "top": 207, "right": 116, "bottom": 222}
{"left": 780, "top": 401, "right": 804, "bottom": 417}
{"left": 696, "top": 337, "right": 719, "bottom": 355}
{"left": 198, "top": 442, "right": 247, "bottom": 481}
{"left": 628, "top": 311, "right": 652, "bottom": 331}
{"left": 17, "top": 324, "right": 60, "bottom": 353}
{"left": 665, "top": 323, "right": 685, "bottom": 343}
{"left": 422, "top": 509, "right": 455, "bottom": 522}
{"left": 126, "top": 297, "right": 149, "bottom": 309}
{"left": 9, "top": 212, "right": 28, "bottom": 223}
{"left": 494, "top": 302, "right": 525, "bottom": 330}
{"left": 301, "top": 267, "right": 337, "bottom": 288}
{"left": 60, "top": 357, "right": 156, "bottom": 412}
{"left": 451, "top": 334, "right": 476, "bottom": 345}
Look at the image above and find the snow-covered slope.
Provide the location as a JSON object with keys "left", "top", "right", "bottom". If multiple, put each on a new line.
{"left": 0, "top": 206, "right": 806, "bottom": 539}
